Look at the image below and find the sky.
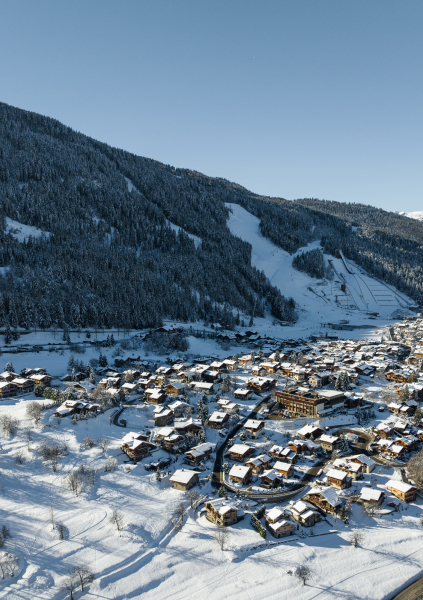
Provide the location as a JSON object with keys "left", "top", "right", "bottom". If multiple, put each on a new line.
{"left": 0, "top": 1, "right": 422, "bottom": 212}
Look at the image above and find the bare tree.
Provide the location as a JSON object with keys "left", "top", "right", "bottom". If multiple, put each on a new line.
{"left": 407, "top": 449, "right": 423, "bottom": 490}
{"left": 83, "top": 435, "right": 96, "bottom": 448}
{"left": 14, "top": 449, "right": 26, "bottom": 464}
{"left": 109, "top": 509, "right": 124, "bottom": 532}
{"left": 96, "top": 437, "right": 110, "bottom": 454}
{"left": 104, "top": 457, "right": 117, "bottom": 472}
{"left": 70, "top": 565, "right": 95, "bottom": 591}
{"left": 49, "top": 506, "right": 55, "bottom": 531}
{"left": 348, "top": 529, "right": 365, "bottom": 548}
{"left": 57, "top": 522, "right": 67, "bottom": 540}
{"left": 214, "top": 528, "right": 229, "bottom": 551}
{"left": 0, "top": 552, "right": 18, "bottom": 579}
{"left": 187, "top": 489, "right": 200, "bottom": 508}
{"left": 60, "top": 574, "right": 79, "bottom": 600}
{"left": 24, "top": 427, "right": 32, "bottom": 445}
{"left": 26, "top": 401, "right": 42, "bottom": 425}
{"left": 296, "top": 565, "right": 311, "bottom": 585}
{"left": 38, "top": 440, "right": 63, "bottom": 472}
{"left": 0, "top": 415, "right": 19, "bottom": 438}
{"left": 174, "top": 503, "right": 185, "bottom": 519}
{"left": 66, "top": 471, "right": 83, "bottom": 496}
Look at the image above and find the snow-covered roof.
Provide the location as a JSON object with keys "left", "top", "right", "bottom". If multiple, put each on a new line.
{"left": 308, "top": 486, "right": 340, "bottom": 507}
{"left": 229, "top": 465, "right": 251, "bottom": 478}
{"left": 170, "top": 470, "right": 200, "bottom": 485}
{"left": 266, "top": 507, "right": 284, "bottom": 521}
{"left": 273, "top": 461, "right": 292, "bottom": 472}
{"left": 360, "top": 488, "right": 384, "bottom": 502}
{"left": 228, "top": 444, "right": 253, "bottom": 455}
{"left": 386, "top": 480, "right": 415, "bottom": 493}
{"left": 326, "top": 468, "right": 347, "bottom": 480}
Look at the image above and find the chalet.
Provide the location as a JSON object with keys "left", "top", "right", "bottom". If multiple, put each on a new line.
{"left": 227, "top": 444, "right": 255, "bottom": 462}
{"left": 297, "top": 424, "right": 324, "bottom": 440}
{"left": 376, "top": 423, "right": 394, "bottom": 438}
{"left": 121, "top": 382, "right": 139, "bottom": 395}
{"left": 165, "top": 382, "right": 186, "bottom": 396}
{"left": 305, "top": 487, "right": 341, "bottom": 514}
{"left": 288, "top": 440, "right": 308, "bottom": 454}
{"left": 154, "top": 409, "right": 173, "bottom": 427}
{"left": 265, "top": 507, "right": 285, "bottom": 524}
{"left": 386, "top": 480, "right": 416, "bottom": 503}
{"left": 268, "top": 519, "right": 296, "bottom": 539}
{"left": 174, "top": 418, "right": 202, "bottom": 434}
{"left": 269, "top": 445, "right": 286, "bottom": 459}
{"left": 332, "top": 459, "right": 362, "bottom": 480}
{"left": 12, "top": 378, "right": 34, "bottom": 393}
{"left": 229, "top": 464, "right": 252, "bottom": 485}
{"left": 309, "top": 374, "right": 323, "bottom": 388}
{"left": 202, "top": 370, "right": 221, "bottom": 384}
{"left": 273, "top": 461, "right": 293, "bottom": 478}
{"left": 170, "top": 469, "right": 200, "bottom": 491}
{"left": 121, "top": 432, "right": 151, "bottom": 462}
{"left": 208, "top": 411, "right": 229, "bottom": 429}
{"left": 0, "top": 371, "right": 19, "bottom": 382}
{"left": 0, "top": 382, "right": 18, "bottom": 398}
{"left": 245, "top": 454, "right": 272, "bottom": 474}
{"left": 206, "top": 499, "right": 243, "bottom": 526}
{"left": 144, "top": 388, "right": 167, "bottom": 404}
{"left": 217, "top": 399, "right": 239, "bottom": 414}
{"left": 184, "top": 442, "right": 215, "bottom": 465}
{"left": 260, "top": 469, "right": 282, "bottom": 488}
{"left": 259, "top": 362, "right": 279, "bottom": 374}
{"left": 350, "top": 454, "right": 376, "bottom": 473}
{"left": 325, "top": 468, "right": 352, "bottom": 490}
{"left": 156, "top": 366, "right": 174, "bottom": 377}
{"left": 222, "top": 359, "right": 237, "bottom": 370}
{"left": 243, "top": 419, "right": 265, "bottom": 438}
{"left": 320, "top": 434, "right": 341, "bottom": 453}
{"left": 30, "top": 373, "right": 52, "bottom": 386}
{"left": 384, "top": 444, "right": 406, "bottom": 460}
{"left": 155, "top": 426, "right": 176, "bottom": 441}
{"left": 234, "top": 388, "right": 253, "bottom": 400}
{"left": 395, "top": 435, "right": 419, "bottom": 452}
{"left": 163, "top": 434, "right": 184, "bottom": 453}
{"left": 360, "top": 488, "right": 384, "bottom": 506}
{"left": 386, "top": 370, "right": 410, "bottom": 383}
{"left": 54, "top": 406, "right": 74, "bottom": 417}
{"left": 168, "top": 400, "right": 190, "bottom": 417}
{"left": 247, "top": 377, "right": 276, "bottom": 392}
{"left": 210, "top": 361, "right": 226, "bottom": 372}
{"left": 192, "top": 382, "right": 214, "bottom": 394}
{"left": 291, "top": 500, "right": 321, "bottom": 527}
{"left": 238, "top": 354, "right": 252, "bottom": 366}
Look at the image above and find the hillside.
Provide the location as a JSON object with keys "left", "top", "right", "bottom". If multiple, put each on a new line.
{"left": 0, "top": 101, "right": 422, "bottom": 333}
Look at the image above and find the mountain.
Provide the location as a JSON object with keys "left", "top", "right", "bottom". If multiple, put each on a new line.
{"left": 0, "top": 101, "right": 422, "bottom": 332}
{"left": 397, "top": 211, "right": 423, "bottom": 222}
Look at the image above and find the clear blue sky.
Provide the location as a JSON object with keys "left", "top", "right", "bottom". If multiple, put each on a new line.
{"left": 1, "top": 1, "right": 422, "bottom": 211}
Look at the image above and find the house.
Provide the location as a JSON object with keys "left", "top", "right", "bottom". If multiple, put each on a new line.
{"left": 291, "top": 500, "right": 321, "bottom": 526}
{"left": 259, "top": 361, "right": 279, "bottom": 374}
{"left": 288, "top": 440, "right": 308, "bottom": 454}
{"left": 305, "top": 487, "right": 341, "bottom": 514}
{"left": 229, "top": 464, "right": 252, "bottom": 485}
{"left": 228, "top": 444, "right": 254, "bottom": 462}
{"left": 297, "top": 424, "right": 324, "bottom": 440}
{"left": 208, "top": 411, "right": 229, "bottom": 429}
{"left": 165, "top": 382, "right": 186, "bottom": 396}
{"left": 268, "top": 519, "right": 296, "bottom": 539}
{"left": 154, "top": 409, "right": 174, "bottom": 427}
{"left": 243, "top": 419, "right": 265, "bottom": 438}
{"left": 234, "top": 388, "right": 253, "bottom": 400}
{"left": 170, "top": 469, "right": 201, "bottom": 491}
{"left": 265, "top": 507, "right": 285, "bottom": 524}
{"left": 260, "top": 469, "right": 282, "bottom": 488}
{"left": 217, "top": 399, "right": 239, "bottom": 414}
{"left": 202, "top": 370, "right": 221, "bottom": 384}
{"left": 121, "top": 433, "right": 151, "bottom": 462}
{"left": 185, "top": 442, "right": 215, "bottom": 465}
{"left": 30, "top": 374, "right": 52, "bottom": 386}
{"left": 12, "top": 378, "right": 34, "bottom": 393}
{"left": 273, "top": 461, "right": 294, "bottom": 478}
{"left": 192, "top": 382, "right": 214, "bottom": 394}
{"left": 167, "top": 400, "right": 189, "bottom": 417}
{"left": 245, "top": 454, "right": 272, "bottom": 474}
{"left": 163, "top": 434, "right": 185, "bottom": 453}
{"left": 332, "top": 459, "right": 362, "bottom": 480}
{"left": 206, "top": 499, "right": 243, "bottom": 527}
{"left": 386, "top": 480, "right": 416, "bottom": 503}
{"left": 222, "top": 359, "right": 237, "bottom": 370}
{"left": 326, "top": 468, "right": 352, "bottom": 490}
{"left": 144, "top": 388, "right": 167, "bottom": 404}
{"left": 238, "top": 354, "right": 252, "bottom": 366}
{"left": 174, "top": 418, "right": 202, "bottom": 434}
{"left": 121, "top": 382, "right": 139, "bottom": 395}
{"left": 54, "top": 406, "right": 74, "bottom": 417}
{"left": 247, "top": 377, "right": 276, "bottom": 392}
{"left": 0, "top": 382, "right": 18, "bottom": 398}
{"left": 360, "top": 488, "right": 384, "bottom": 506}
{"left": 155, "top": 426, "right": 176, "bottom": 441}
{"left": 269, "top": 445, "right": 286, "bottom": 459}
{"left": 320, "top": 434, "right": 341, "bottom": 453}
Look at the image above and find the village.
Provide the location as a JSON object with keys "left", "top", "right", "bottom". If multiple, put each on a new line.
{"left": 0, "top": 313, "right": 422, "bottom": 563}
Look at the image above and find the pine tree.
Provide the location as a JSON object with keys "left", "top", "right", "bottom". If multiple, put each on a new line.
{"left": 4, "top": 324, "right": 11, "bottom": 344}
{"left": 5, "top": 361, "right": 14, "bottom": 373}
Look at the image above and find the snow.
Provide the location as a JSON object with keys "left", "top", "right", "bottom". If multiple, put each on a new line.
{"left": 397, "top": 211, "right": 423, "bottom": 222}
{"left": 5, "top": 218, "right": 51, "bottom": 243}
{"left": 225, "top": 203, "right": 415, "bottom": 328}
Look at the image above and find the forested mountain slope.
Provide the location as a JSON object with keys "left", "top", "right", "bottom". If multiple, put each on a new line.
{"left": 0, "top": 101, "right": 421, "bottom": 331}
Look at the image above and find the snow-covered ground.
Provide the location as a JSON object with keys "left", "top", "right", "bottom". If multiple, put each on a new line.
{"left": 226, "top": 203, "right": 414, "bottom": 332}
{"left": 5, "top": 218, "right": 51, "bottom": 243}
{"left": 397, "top": 211, "right": 423, "bottom": 222}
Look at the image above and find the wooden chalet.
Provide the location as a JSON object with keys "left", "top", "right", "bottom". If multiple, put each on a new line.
{"left": 229, "top": 464, "right": 252, "bottom": 485}
{"left": 326, "top": 468, "right": 352, "bottom": 490}
{"left": 259, "top": 469, "right": 282, "bottom": 488}
{"left": 0, "top": 382, "right": 18, "bottom": 398}
{"left": 154, "top": 409, "right": 174, "bottom": 427}
{"left": 170, "top": 469, "right": 200, "bottom": 491}
{"left": 234, "top": 388, "right": 253, "bottom": 400}
{"left": 12, "top": 377, "right": 34, "bottom": 393}
{"left": 273, "top": 461, "right": 293, "bottom": 478}
{"left": 243, "top": 419, "right": 265, "bottom": 438}
{"left": 208, "top": 411, "right": 229, "bottom": 429}
{"left": 268, "top": 520, "right": 296, "bottom": 539}
{"left": 121, "top": 432, "right": 151, "bottom": 462}
{"left": 360, "top": 488, "right": 384, "bottom": 506}
{"left": 206, "top": 499, "right": 242, "bottom": 526}
{"left": 30, "top": 373, "right": 52, "bottom": 386}
{"left": 165, "top": 382, "right": 186, "bottom": 396}
{"left": 305, "top": 487, "right": 341, "bottom": 514}
{"left": 184, "top": 442, "right": 214, "bottom": 465}
{"left": 291, "top": 500, "right": 321, "bottom": 527}
{"left": 386, "top": 480, "right": 416, "bottom": 503}
{"left": 320, "top": 434, "right": 342, "bottom": 453}
{"left": 227, "top": 444, "right": 255, "bottom": 462}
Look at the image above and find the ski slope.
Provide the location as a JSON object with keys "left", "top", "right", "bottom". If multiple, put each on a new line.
{"left": 226, "top": 203, "right": 414, "bottom": 323}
